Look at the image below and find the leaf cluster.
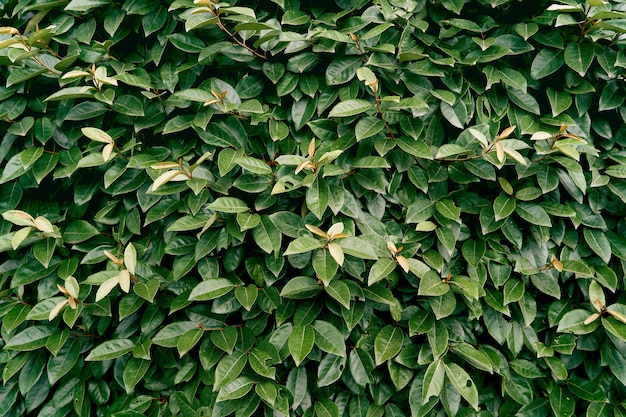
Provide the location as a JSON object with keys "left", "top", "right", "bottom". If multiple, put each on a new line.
{"left": 1, "top": 0, "right": 626, "bottom": 416}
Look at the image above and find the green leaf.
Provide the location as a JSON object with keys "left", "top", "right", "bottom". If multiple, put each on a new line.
{"left": 214, "top": 351, "right": 247, "bottom": 389}
{"left": 133, "top": 278, "right": 160, "bottom": 303}
{"left": 315, "top": 399, "right": 340, "bottom": 417}
{"left": 123, "top": 358, "right": 151, "bottom": 394}
{"left": 47, "top": 339, "right": 81, "bottom": 384}
{"left": 503, "top": 278, "right": 525, "bottom": 305}
{"left": 583, "top": 228, "right": 612, "bottom": 264}
{"left": 86, "top": 339, "right": 135, "bottom": 361}
{"left": 210, "top": 326, "right": 238, "bottom": 354}
{"left": 374, "top": 325, "right": 403, "bottom": 366}
{"left": 3, "top": 304, "right": 31, "bottom": 333}
{"left": 444, "top": 362, "right": 479, "bottom": 411}
{"left": 249, "top": 348, "right": 276, "bottom": 379}
{"left": 306, "top": 178, "right": 329, "bottom": 220}
{"left": 255, "top": 381, "right": 278, "bottom": 407}
{"left": 217, "top": 377, "right": 256, "bottom": 401}
{"left": 567, "top": 377, "right": 607, "bottom": 403}
{"left": 326, "top": 280, "right": 351, "bottom": 309}
{"left": 33, "top": 238, "right": 55, "bottom": 268}
{"left": 11, "top": 118, "right": 36, "bottom": 138}
{"left": 603, "top": 315, "right": 626, "bottom": 342}
{"left": 515, "top": 202, "right": 551, "bottom": 227}
{"left": 549, "top": 386, "right": 576, "bottom": 417}
{"left": 564, "top": 41, "right": 594, "bottom": 77}
{"left": 317, "top": 354, "right": 346, "bottom": 387}
{"left": 338, "top": 237, "right": 379, "bottom": 260}
{"left": 507, "top": 88, "right": 541, "bottom": 115}
{"left": 4, "top": 326, "right": 55, "bottom": 351}
{"left": 312, "top": 320, "right": 346, "bottom": 357}
{"left": 409, "top": 310, "right": 435, "bottom": 335}
{"left": 281, "top": 276, "right": 322, "bottom": 299}
{"left": 284, "top": 236, "right": 324, "bottom": 255}
{"left": 368, "top": 258, "right": 397, "bottom": 286}
{"left": 189, "top": 278, "right": 236, "bottom": 301}
{"left": 435, "top": 199, "right": 461, "bottom": 223}
{"left": 546, "top": 87, "right": 572, "bottom": 117}
{"left": 451, "top": 343, "right": 493, "bottom": 373}
{"left": 177, "top": 328, "right": 204, "bottom": 357}
{"left": 427, "top": 322, "right": 449, "bottom": 359}
{"left": 422, "top": 360, "right": 445, "bottom": 405}
{"left": 560, "top": 259, "right": 594, "bottom": 278}
{"left": 112, "top": 95, "right": 145, "bottom": 116}
{"left": 461, "top": 239, "right": 486, "bottom": 266}
{"left": 236, "top": 156, "right": 272, "bottom": 175}
{"left": 207, "top": 197, "right": 249, "bottom": 213}
{"left": 599, "top": 82, "right": 624, "bottom": 111}
{"left": 418, "top": 270, "right": 449, "bottom": 296}
{"left": 63, "top": 220, "right": 100, "bottom": 244}
{"left": 235, "top": 285, "right": 258, "bottom": 311}
{"left": 325, "top": 57, "right": 361, "bottom": 85}
{"left": 252, "top": 215, "right": 282, "bottom": 254}
{"left": 328, "top": 99, "right": 373, "bottom": 117}
{"left": 313, "top": 249, "right": 338, "bottom": 286}
{"left": 352, "top": 156, "right": 391, "bottom": 169}
{"left": 288, "top": 325, "right": 315, "bottom": 366}
{"left": 530, "top": 48, "right": 564, "bottom": 80}
{"left": 557, "top": 309, "right": 600, "bottom": 334}
{"left": 65, "top": 0, "right": 109, "bottom": 11}
{"left": 355, "top": 117, "right": 386, "bottom": 141}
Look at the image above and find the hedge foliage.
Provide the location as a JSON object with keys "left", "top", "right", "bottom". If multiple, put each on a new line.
{"left": 1, "top": 0, "right": 626, "bottom": 416}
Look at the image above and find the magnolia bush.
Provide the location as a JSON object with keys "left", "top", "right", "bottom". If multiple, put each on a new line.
{"left": 1, "top": 0, "right": 626, "bottom": 416}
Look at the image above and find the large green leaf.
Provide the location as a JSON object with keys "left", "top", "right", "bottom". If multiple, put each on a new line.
{"left": 564, "top": 41, "right": 594, "bottom": 77}
{"left": 328, "top": 99, "right": 373, "bottom": 117}
{"left": 444, "top": 362, "right": 479, "bottom": 411}
{"left": 374, "top": 325, "right": 404, "bottom": 366}
{"left": 4, "top": 326, "right": 56, "bottom": 351}
{"left": 530, "top": 48, "right": 564, "bottom": 79}
{"left": 367, "top": 258, "right": 396, "bottom": 286}
{"left": 549, "top": 386, "right": 576, "bottom": 417}
{"left": 85, "top": 339, "right": 135, "bottom": 361}
{"left": 289, "top": 325, "right": 315, "bottom": 366}
{"left": 312, "top": 320, "right": 346, "bottom": 357}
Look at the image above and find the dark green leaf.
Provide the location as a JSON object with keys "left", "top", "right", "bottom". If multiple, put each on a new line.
{"left": 374, "top": 325, "right": 403, "bottom": 366}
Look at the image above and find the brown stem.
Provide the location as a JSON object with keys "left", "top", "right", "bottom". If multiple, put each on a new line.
{"left": 209, "top": 6, "right": 267, "bottom": 60}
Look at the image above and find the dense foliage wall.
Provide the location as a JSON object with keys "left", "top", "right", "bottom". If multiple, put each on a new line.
{"left": 1, "top": 0, "right": 626, "bottom": 416}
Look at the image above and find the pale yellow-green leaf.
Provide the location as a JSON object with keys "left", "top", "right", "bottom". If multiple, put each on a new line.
{"left": 102, "top": 143, "right": 115, "bottom": 162}
{"left": 65, "top": 276, "right": 80, "bottom": 300}
{"left": 2, "top": 209, "right": 35, "bottom": 226}
{"left": 397, "top": 255, "right": 410, "bottom": 273}
{"left": 82, "top": 127, "right": 113, "bottom": 144}
{"left": 328, "top": 243, "right": 344, "bottom": 266}
{"left": 530, "top": 131, "right": 553, "bottom": 141}
{"left": 33, "top": 216, "right": 54, "bottom": 233}
{"left": 118, "top": 269, "right": 131, "bottom": 293}
{"left": 306, "top": 224, "right": 327, "bottom": 238}
{"left": 416, "top": 221, "right": 437, "bottom": 232}
{"left": 151, "top": 170, "right": 188, "bottom": 192}
{"left": 12, "top": 226, "right": 32, "bottom": 250}
{"left": 96, "top": 276, "right": 120, "bottom": 302}
{"left": 49, "top": 300, "right": 68, "bottom": 321}
{"left": 327, "top": 222, "right": 344, "bottom": 238}
{"left": 62, "top": 70, "right": 90, "bottom": 79}
{"left": 124, "top": 243, "right": 137, "bottom": 276}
